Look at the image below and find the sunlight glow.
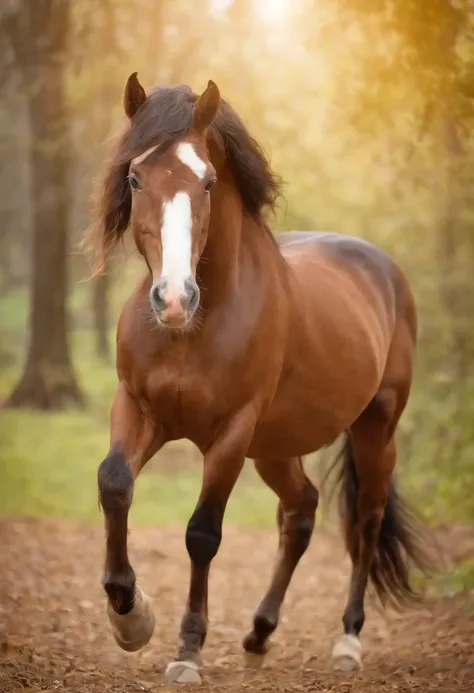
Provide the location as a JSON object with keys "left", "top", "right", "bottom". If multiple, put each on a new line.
{"left": 209, "top": 0, "right": 233, "bottom": 15}
{"left": 254, "top": 0, "right": 289, "bottom": 24}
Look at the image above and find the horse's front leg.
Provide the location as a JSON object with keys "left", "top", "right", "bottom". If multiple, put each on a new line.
{"left": 165, "top": 409, "right": 255, "bottom": 685}
{"left": 98, "top": 382, "right": 163, "bottom": 652}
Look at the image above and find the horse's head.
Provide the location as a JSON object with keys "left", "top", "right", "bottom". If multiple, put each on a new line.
{"left": 87, "top": 75, "right": 280, "bottom": 331}
{"left": 123, "top": 74, "right": 220, "bottom": 329}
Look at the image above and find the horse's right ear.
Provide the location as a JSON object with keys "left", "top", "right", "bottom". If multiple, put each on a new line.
{"left": 123, "top": 72, "right": 147, "bottom": 119}
{"left": 192, "top": 80, "right": 220, "bottom": 135}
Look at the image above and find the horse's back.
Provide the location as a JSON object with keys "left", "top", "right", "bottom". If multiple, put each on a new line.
{"left": 279, "top": 231, "right": 396, "bottom": 295}
{"left": 279, "top": 230, "right": 394, "bottom": 272}
{"left": 278, "top": 230, "right": 414, "bottom": 337}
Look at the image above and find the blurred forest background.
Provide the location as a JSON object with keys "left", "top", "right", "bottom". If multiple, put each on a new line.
{"left": 0, "top": 0, "right": 473, "bottom": 543}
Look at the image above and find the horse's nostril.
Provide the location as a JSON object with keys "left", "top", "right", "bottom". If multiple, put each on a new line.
{"left": 151, "top": 281, "right": 167, "bottom": 311}
{"left": 183, "top": 278, "right": 200, "bottom": 311}
{"left": 186, "top": 285, "right": 197, "bottom": 307}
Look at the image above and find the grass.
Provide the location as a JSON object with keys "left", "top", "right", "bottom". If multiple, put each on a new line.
{"left": 0, "top": 398, "right": 277, "bottom": 526}
{"left": 0, "top": 292, "right": 277, "bottom": 526}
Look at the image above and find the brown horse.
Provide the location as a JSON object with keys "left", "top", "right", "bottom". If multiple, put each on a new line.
{"left": 87, "top": 74, "right": 432, "bottom": 684}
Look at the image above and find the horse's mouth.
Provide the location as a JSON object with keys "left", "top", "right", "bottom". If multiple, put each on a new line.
{"left": 155, "top": 311, "right": 194, "bottom": 331}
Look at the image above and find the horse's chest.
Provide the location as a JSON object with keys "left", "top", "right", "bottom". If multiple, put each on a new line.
{"left": 146, "top": 363, "right": 225, "bottom": 443}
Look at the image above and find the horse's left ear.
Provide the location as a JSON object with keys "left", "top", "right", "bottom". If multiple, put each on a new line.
{"left": 123, "top": 72, "right": 147, "bottom": 119}
{"left": 192, "top": 80, "right": 220, "bottom": 135}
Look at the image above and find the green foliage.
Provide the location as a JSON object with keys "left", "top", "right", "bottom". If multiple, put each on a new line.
{"left": 0, "top": 402, "right": 277, "bottom": 526}
{"left": 0, "top": 318, "right": 276, "bottom": 526}
{"left": 397, "top": 383, "right": 474, "bottom": 524}
{"left": 440, "top": 559, "right": 474, "bottom": 595}
{"left": 413, "top": 558, "right": 474, "bottom": 597}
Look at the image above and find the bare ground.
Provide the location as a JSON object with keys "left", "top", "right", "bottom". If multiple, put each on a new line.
{"left": 1, "top": 518, "right": 473, "bottom": 693}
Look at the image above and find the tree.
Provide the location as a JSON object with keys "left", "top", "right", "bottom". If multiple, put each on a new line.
{"left": 2, "top": 0, "right": 83, "bottom": 409}
{"left": 71, "top": 0, "right": 121, "bottom": 363}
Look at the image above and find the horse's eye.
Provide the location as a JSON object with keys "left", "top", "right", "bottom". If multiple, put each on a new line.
{"left": 204, "top": 178, "right": 216, "bottom": 194}
{"left": 128, "top": 173, "right": 141, "bottom": 191}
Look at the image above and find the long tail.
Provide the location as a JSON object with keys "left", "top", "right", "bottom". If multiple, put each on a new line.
{"left": 325, "top": 435, "right": 438, "bottom": 607}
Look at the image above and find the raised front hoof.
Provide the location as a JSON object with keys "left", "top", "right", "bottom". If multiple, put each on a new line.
{"left": 332, "top": 634, "right": 362, "bottom": 673}
{"left": 106, "top": 585, "right": 155, "bottom": 652}
{"left": 165, "top": 661, "right": 202, "bottom": 685}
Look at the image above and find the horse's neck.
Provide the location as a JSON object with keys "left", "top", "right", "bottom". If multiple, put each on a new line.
{"left": 198, "top": 184, "right": 246, "bottom": 302}
{"left": 197, "top": 172, "right": 282, "bottom": 313}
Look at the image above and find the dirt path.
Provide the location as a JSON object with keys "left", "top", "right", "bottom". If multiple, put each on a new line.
{"left": 1, "top": 518, "right": 473, "bottom": 692}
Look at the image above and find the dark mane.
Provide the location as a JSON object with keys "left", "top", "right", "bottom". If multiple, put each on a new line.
{"left": 86, "top": 84, "right": 282, "bottom": 271}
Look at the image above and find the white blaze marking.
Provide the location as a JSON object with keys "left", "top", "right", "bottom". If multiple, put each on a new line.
{"left": 176, "top": 142, "right": 207, "bottom": 180}
{"left": 159, "top": 192, "right": 192, "bottom": 290}
{"left": 131, "top": 144, "right": 159, "bottom": 166}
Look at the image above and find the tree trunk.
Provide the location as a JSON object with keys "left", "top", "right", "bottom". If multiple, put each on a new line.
{"left": 87, "top": 0, "right": 119, "bottom": 363}
{"left": 7, "top": 1, "right": 83, "bottom": 409}
{"left": 92, "top": 270, "right": 111, "bottom": 362}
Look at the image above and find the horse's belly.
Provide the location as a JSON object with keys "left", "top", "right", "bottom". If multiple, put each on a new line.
{"left": 248, "top": 353, "right": 381, "bottom": 459}
{"left": 248, "top": 411, "right": 341, "bottom": 459}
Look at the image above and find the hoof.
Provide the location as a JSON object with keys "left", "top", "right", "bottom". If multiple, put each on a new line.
{"left": 107, "top": 585, "right": 155, "bottom": 652}
{"left": 165, "top": 660, "right": 202, "bottom": 685}
{"left": 242, "top": 629, "right": 270, "bottom": 657}
{"left": 242, "top": 630, "right": 270, "bottom": 669}
{"left": 243, "top": 651, "right": 266, "bottom": 669}
{"left": 332, "top": 634, "right": 362, "bottom": 672}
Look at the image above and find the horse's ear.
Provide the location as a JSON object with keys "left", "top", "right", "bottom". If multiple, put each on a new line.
{"left": 192, "top": 80, "right": 220, "bottom": 135}
{"left": 124, "top": 72, "right": 147, "bottom": 119}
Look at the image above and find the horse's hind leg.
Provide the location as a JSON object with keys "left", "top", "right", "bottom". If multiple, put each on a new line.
{"left": 97, "top": 383, "right": 162, "bottom": 652}
{"left": 243, "top": 456, "right": 319, "bottom": 661}
{"left": 331, "top": 383, "right": 411, "bottom": 672}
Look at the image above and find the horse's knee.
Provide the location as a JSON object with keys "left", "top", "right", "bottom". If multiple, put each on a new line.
{"left": 98, "top": 450, "right": 133, "bottom": 514}
{"left": 186, "top": 501, "right": 222, "bottom": 565}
